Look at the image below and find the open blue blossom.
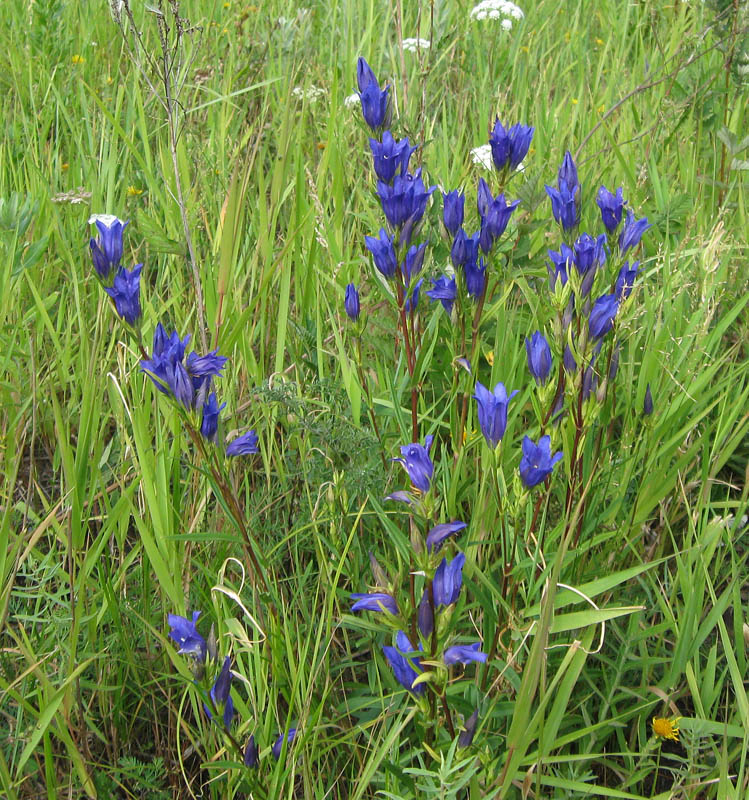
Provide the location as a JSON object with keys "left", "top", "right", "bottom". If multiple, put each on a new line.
{"left": 89, "top": 214, "right": 128, "bottom": 279}
{"left": 226, "top": 430, "right": 259, "bottom": 456}
{"left": 618, "top": 210, "right": 651, "bottom": 254}
{"left": 426, "top": 520, "right": 467, "bottom": 553}
{"left": 344, "top": 283, "right": 360, "bottom": 320}
{"left": 394, "top": 435, "right": 434, "bottom": 492}
{"left": 350, "top": 592, "right": 399, "bottom": 615}
{"left": 200, "top": 393, "right": 225, "bottom": 441}
{"left": 383, "top": 631, "right": 425, "bottom": 695}
{"left": 205, "top": 656, "right": 234, "bottom": 730}
{"left": 545, "top": 179, "right": 579, "bottom": 231}
{"left": 473, "top": 381, "right": 518, "bottom": 447}
{"left": 519, "top": 435, "right": 563, "bottom": 488}
{"left": 167, "top": 611, "right": 207, "bottom": 662}
{"left": 357, "top": 57, "right": 389, "bottom": 130}
{"left": 442, "top": 190, "right": 465, "bottom": 236}
{"left": 377, "top": 170, "right": 435, "bottom": 239}
{"left": 272, "top": 728, "right": 298, "bottom": 761}
{"left": 489, "top": 119, "right": 534, "bottom": 171}
{"left": 463, "top": 256, "right": 487, "bottom": 299}
{"left": 426, "top": 275, "right": 457, "bottom": 314}
{"left": 369, "top": 131, "right": 415, "bottom": 183}
{"left": 451, "top": 228, "right": 479, "bottom": 270}
{"left": 548, "top": 244, "right": 573, "bottom": 289}
{"left": 588, "top": 294, "right": 619, "bottom": 339}
{"left": 597, "top": 185, "right": 626, "bottom": 232}
{"left": 244, "top": 735, "right": 259, "bottom": 768}
{"left": 444, "top": 643, "right": 488, "bottom": 666}
{"left": 558, "top": 151, "right": 579, "bottom": 195}
{"left": 525, "top": 331, "right": 552, "bottom": 385}
{"left": 433, "top": 552, "right": 466, "bottom": 607}
{"left": 104, "top": 264, "right": 142, "bottom": 325}
{"left": 480, "top": 193, "right": 519, "bottom": 252}
{"left": 615, "top": 261, "right": 640, "bottom": 300}
{"left": 365, "top": 228, "right": 398, "bottom": 279}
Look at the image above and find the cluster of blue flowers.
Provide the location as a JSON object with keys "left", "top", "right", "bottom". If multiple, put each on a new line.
{"left": 167, "top": 611, "right": 297, "bottom": 769}
{"left": 88, "top": 216, "right": 259, "bottom": 454}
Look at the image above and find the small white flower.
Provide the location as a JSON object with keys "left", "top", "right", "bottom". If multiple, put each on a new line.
{"left": 88, "top": 213, "right": 120, "bottom": 227}
{"left": 470, "top": 0, "right": 524, "bottom": 23}
{"left": 344, "top": 93, "right": 361, "bottom": 109}
{"left": 501, "top": 18, "right": 512, "bottom": 30}
{"left": 291, "top": 86, "right": 326, "bottom": 103}
{"left": 470, "top": 144, "right": 493, "bottom": 170}
{"left": 401, "top": 37, "right": 431, "bottom": 53}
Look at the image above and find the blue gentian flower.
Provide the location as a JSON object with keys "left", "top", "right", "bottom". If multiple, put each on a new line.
{"left": 480, "top": 193, "right": 519, "bottom": 252}
{"left": 476, "top": 177, "right": 493, "bottom": 218}
{"left": 442, "top": 190, "right": 465, "bottom": 236}
{"left": 597, "top": 185, "right": 626, "bottom": 232}
{"left": 244, "top": 735, "right": 259, "bottom": 768}
{"left": 205, "top": 656, "right": 234, "bottom": 730}
{"left": 357, "top": 57, "right": 389, "bottom": 130}
{"left": 573, "top": 233, "right": 598, "bottom": 275}
{"left": 450, "top": 228, "right": 479, "bottom": 270}
{"left": 426, "top": 275, "right": 457, "bottom": 314}
{"left": 89, "top": 214, "right": 128, "bottom": 280}
{"left": 489, "top": 119, "right": 534, "bottom": 171}
{"left": 167, "top": 610, "right": 207, "bottom": 662}
{"left": 402, "top": 241, "right": 428, "bottom": 285}
{"left": 200, "top": 393, "right": 225, "bottom": 441}
{"left": 463, "top": 257, "right": 487, "bottom": 299}
{"left": 582, "top": 361, "right": 598, "bottom": 401}
{"left": 425, "top": 521, "right": 467, "bottom": 553}
{"left": 545, "top": 179, "right": 579, "bottom": 231}
{"left": 104, "top": 264, "right": 143, "bottom": 324}
{"left": 271, "top": 728, "right": 298, "bottom": 761}
{"left": 417, "top": 591, "right": 434, "bottom": 637}
{"left": 444, "top": 643, "right": 488, "bottom": 666}
{"left": 563, "top": 344, "right": 577, "bottom": 373}
{"left": 643, "top": 383, "right": 654, "bottom": 416}
{"left": 433, "top": 552, "right": 466, "bottom": 607}
{"left": 384, "top": 490, "right": 413, "bottom": 504}
{"left": 588, "top": 294, "right": 619, "bottom": 339}
{"left": 615, "top": 261, "right": 640, "bottom": 300}
{"left": 394, "top": 435, "right": 434, "bottom": 492}
{"left": 473, "top": 381, "right": 518, "bottom": 447}
{"left": 344, "top": 283, "right": 360, "bottom": 320}
{"left": 369, "top": 131, "right": 416, "bottom": 183}
{"left": 557, "top": 151, "right": 579, "bottom": 195}
{"left": 548, "top": 244, "right": 573, "bottom": 289}
{"left": 365, "top": 228, "right": 398, "bottom": 279}
{"left": 376, "top": 170, "right": 435, "bottom": 234}
{"left": 404, "top": 278, "right": 423, "bottom": 313}
{"left": 519, "top": 435, "right": 563, "bottom": 488}
{"left": 226, "top": 430, "right": 259, "bottom": 456}
{"left": 459, "top": 709, "right": 479, "bottom": 748}
{"left": 609, "top": 343, "right": 620, "bottom": 380}
{"left": 618, "top": 210, "right": 651, "bottom": 254}
{"left": 525, "top": 331, "right": 552, "bottom": 385}
{"left": 350, "top": 592, "right": 399, "bottom": 615}
{"left": 383, "top": 631, "right": 425, "bottom": 695}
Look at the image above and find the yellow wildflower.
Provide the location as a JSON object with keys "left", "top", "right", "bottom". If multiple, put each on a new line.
{"left": 71, "top": 54, "right": 85, "bottom": 65}
{"left": 127, "top": 185, "right": 143, "bottom": 197}
{"left": 571, "top": 98, "right": 578, "bottom": 105}
{"left": 595, "top": 37, "right": 604, "bottom": 46}
{"left": 61, "top": 163, "right": 69, "bottom": 171}
{"left": 652, "top": 716, "right": 680, "bottom": 742}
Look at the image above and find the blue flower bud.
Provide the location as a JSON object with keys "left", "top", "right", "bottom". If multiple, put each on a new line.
{"left": 442, "top": 189, "right": 465, "bottom": 236}
{"left": 200, "top": 392, "right": 226, "bottom": 441}
{"left": 618, "top": 210, "right": 651, "bottom": 254}
{"left": 525, "top": 331, "right": 552, "bottom": 385}
{"left": 365, "top": 228, "right": 398, "bottom": 279}
{"left": 104, "top": 264, "right": 143, "bottom": 325}
{"left": 433, "top": 552, "right": 466, "bottom": 607}
{"left": 271, "top": 728, "right": 297, "bottom": 761}
{"left": 558, "top": 151, "right": 579, "bottom": 195}
{"left": 615, "top": 261, "right": 640, "bottom": 300}
{"left": 545, "top": 179, "right": 579, "bottom": 231}
{"left": 89, "top": 214, "right": 128, "bottom": 280}
{"left": 588, "top": 294, "right": 619, "bottom": 340}
{"left": 597, "top": 185, "right": 626, "bottom": 232}
{"left": 383, "top": 631, "right": 425, "bottom": 695}
{"left": 643, "top": 383, "right": 654, "bottom": 416}
{"left": 243, "top": 735, "right": 259, "bottom": 768}
{"left": 473, "top": 381, "right": 518, "bottom": 447}
{"left": 344, "top": 283, "right": 360, "bottom": 320}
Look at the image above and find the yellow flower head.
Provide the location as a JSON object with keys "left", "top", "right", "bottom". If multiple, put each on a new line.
{"left": 652, "top": 716, "right": 680, "bottom": 742}
{"left": 127, "top": 185, "right": 144, "bottom": 197}
{"left": 71, "top": 54, "right": 85, "bottom": 65}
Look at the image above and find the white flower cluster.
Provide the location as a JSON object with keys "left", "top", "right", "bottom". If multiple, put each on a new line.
{"left": 470, "top": 144, "right": 493, "bottom": 170}
{"left": 470, "top": 0, "right": 524, "bottom": 24}
{"left": 344, "top": 93, "right": 361, "bottom": 109}
{"left": 291, "top": 86, "right": 327, "bottom": 103}
{"left": 401, "top": 38, "right": 431, "bottom": 53}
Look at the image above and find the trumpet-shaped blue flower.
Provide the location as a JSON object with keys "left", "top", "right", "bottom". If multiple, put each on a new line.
{"left": 272, "top": 728, "right": 298, "bottom": 761}
{"left": 433, "top": 552, "right": 466, "bottom": 607}
{"left": 563, "top": 344, "right": 577, "bottom": 373}
{"left": 404, "top": 278, "right": 423, "bottom": 313}
{"left": 450, "top": 228, "right": 479, "bottom": 270}
{"left": 89, "top": 214, "right": 128, "bottom": 279}
{"left": 545, "top": 179, "right": 579, "bottom": 231}
{"left": 417, "top": 590, "right": 433, "bottom": 637}
{"left": 480, "top": 193, "right": 519, "bottom": 253}
{"left": 167, "top": 610, "right": 207, "bottom": 662}
{"left": 394, "top": 435, "right": 434, "bottom": 492}
{"left": 473, "top": 381, "right": 518, "bottom": 447}
{"left": 489, "top": 119, "right": 534, "bottom": 171}
{"left": 425, "top": 520, "right": 467, "bottom": 553}
{"left": 357, "top": 57, "right": 389, "bottom": 130}
{"left": 344, "top": 283, "right": 360, "bottom": 320}
{"left": 205, "top": 656, "right": 234, "bottom": 730}
{"left": 588, "top": 293, "right": 619, "bottom": 339}
{"left": 525, "top": 331, "right": 552, "bottom": 385}
{"left": 244, "top": 735, "right": 259, "bottom": 768}
{"left": 226, "top": 430, "right": 259, "bottom": 456}
{"left": 376, "top": 170, "right": 435, "bottom": 236}
{"left": 519, "top": 435, "right": 563, "bottom": 488}
{"left": 442, "top": 190, "right": 465, "bottom": 236}
{"left": 618, "top": 210, "right": 651, "bottom": 254}
{"left": 365, "top": 228, "right": 398, "bottom": 279}
{"left": 350, "top": 592, "right": 399, "bottom": 615}
{"left": 383, "top": 631, "right": 425, "bottom": 695}
{"left": 402, "top": 241, "right": 427, "bottom": 285}
{"left": 463, "top": 256, "right": 486, "bottom": 299}
{"left": 615, "top": 260, "right": 640, "bottom": 300}
{"left": 476, "top": 177, "right": 493, "bottom": 218}
{"left": 104, "top": 264, "right": 142, "bottom": 325}
{"left": 558, "top": 151, "right": 579, "bottom": 195}
{"left": 426, "top": 274, "right": 457, "bottom": 314}
{"left": 597, "top": 185, "right": 626, "bottom": 232}
{"left": 444, "top": 643, "right": 488, "bottom": 666}
{"left": 369, "top": 131, "right": 415, "bottom": 183}
{"left": 200, "top": 393, "right": 225, "bottom": 441}
{"left": 548, "top": 244, "right": 573, "bottom": 289}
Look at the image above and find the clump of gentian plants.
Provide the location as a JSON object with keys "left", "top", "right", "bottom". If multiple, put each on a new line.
{"left": 345, "top": 58, "right": 651, "bottom": 750}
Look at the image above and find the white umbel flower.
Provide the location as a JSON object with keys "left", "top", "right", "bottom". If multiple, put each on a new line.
{"left": 291, "top": 86, "right": 326, "bottom": 103}
{"left": 470, "top": 0, "right": 524, "bottom": 22}
{"left": 401, "top": 38, "right": 431, "bottom": 53}
{"left": 470, "top": 144, "right": 493, "bottom": 170}
{"left": 344, "top": 93, "right": 361, "bottom": 109}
